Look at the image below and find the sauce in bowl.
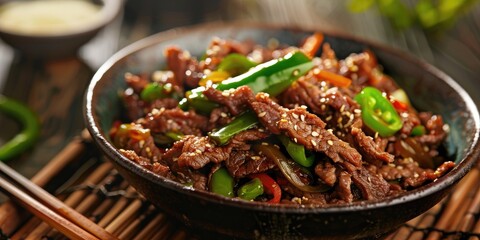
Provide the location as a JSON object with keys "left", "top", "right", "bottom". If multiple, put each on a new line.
{"left": 0, "top": 0, "right": 101, "bottom": 36}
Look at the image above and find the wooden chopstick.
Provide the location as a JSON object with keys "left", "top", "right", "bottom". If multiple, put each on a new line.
{"left": 0, "top": 175, "right": 97, "bottom": 240}
{"left": 0, "top": 161, "right": 118, "bottom": 240}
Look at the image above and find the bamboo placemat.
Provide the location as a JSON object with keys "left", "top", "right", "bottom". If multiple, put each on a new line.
{"left": 0, "top": 131, "right": 478, "bottom": 240}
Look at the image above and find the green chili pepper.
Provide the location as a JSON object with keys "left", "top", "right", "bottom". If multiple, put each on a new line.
{"left": 237, "top": 178, "right": 264, "bottom": 201}
{"left": 278, "top": 135, "right": 315, "bottom": 167}
{"left": 179, "top": 87, "right": 220, "bottom": 114}
{"left": 209, "top": 111, "right": 258, "bottom": 145}
{"left": 0, "top": 96, "right": 40, "bottom": 161}
{"left": 182, "top": 51, "right": 314, "bottom": 113}
{"left": 209, "top": 167, "right": 235, "bottom": 197}
{"left": 355, "top": 87, "right": 403, "bottom": 137}
{"left": 140, "top": 82, "right": 171, "bottom": 102}
{"left": 165, "top": 131, "right": 184, "bottom": 141}
{"left": 216, "top": 51, "right": 313, "bottom": 94}
{"left": 411, "top": 125, "right": 426, "bottom": 136}
{"left": 217, "top": 53, "right": 257, "bottom": 77}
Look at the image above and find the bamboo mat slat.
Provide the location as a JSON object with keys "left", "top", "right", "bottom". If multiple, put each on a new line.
{"left": 0, "top": 134, "right": 479, "bottom": 240}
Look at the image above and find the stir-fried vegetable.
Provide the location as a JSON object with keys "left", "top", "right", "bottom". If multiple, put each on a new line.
{"left": 254, "top": 144, "right": 330, "bottom": 193}
{"left": 301, "top": 32, "right": 324, "bottom": 58}
{"left": 217, "top": 53, "right": 257, "bottom": 76}
{"left": 237, "top": 178, "right": 264, "bottom": 201}
{"left": 411, "top": 125, "right": 426, "bottom": 136}
{"left": 278, "top": 135, "right": 315, "bottom": 167}
{"left": 0, "top": 96, "right": 40, "bottom": 161}
{"left": 209, "top": 111, "right": 258, "bottom": 145}
{"left": 140, "top": 82, "right": 173, "bottom": 102}
{"left": 181, "top": 51, "right": 314, "bottom": 113}
{"left": 249, "top": 173, "right": 282, "bottom": 204}
{"left": 313, "top": 69, "right": 352, "bottom": 88}
{"left": 209, "top": 167, "right": 235, "bottom": 197}
{"left": 115, "top": 123, "right": 150, "bottom": 141}
{"left": 355, "top": 87, "right": 403, "bottom": 137}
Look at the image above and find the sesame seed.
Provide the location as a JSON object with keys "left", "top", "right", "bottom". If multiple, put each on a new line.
{"left": 196, "top": 149, "right": 202, "bottom": 154}
{"left": 300, "top": 105, "right": 308, "bottom": 109}
{"left": 374, "top": 132, "right": 379, "bottom": 139}
{"left": 327, "top": 129, "right": 333, "bottom": 133}
{"left": 327, "top": 140, "right": 333, "bottom": 145}
{"left": 222, "top": 91, "right": 230, "bottom": 97}
{"left": 354, "top": 109, "right": 361, "bottom": 114}
{"left": 261, "top": 142, "right": 269, "bottom": 146}
{"left": 311, "top": 140, "right": 317, "bottom": 147}
{"left": 292, "top": 113, "right": 299, "bottom": 119}
{"left": 311, "top": 131, "right": 319, "bottom": 137}
{"left": 340, "top": 105, "right": 345, "bottom": 112}
{"left": 292, "top": 69, "right": 300, "bottom": 76}
{"left": 325, "top": 116, "right": 332, "bottom": 121}
{"left": 300, "top": 114, "right": 305, "bottom": 121}
{"left": 414, "top": 173, "right": 419, "bottom": 178}
{"left": 293, "top": 138, "right": 298, "bottom": 143}
{"left": 220, "top": 112, "right": 227, "bottom": 118}
{"left": 281, "top": 113, "right": 287, "bottom": 118}
{"left": 280, "top": 119, "right": 288, "bottom": 122}
{"left": 258, "top": 112, "right": 266, "bottom": 117}
{"left": 139, "top": 140, "right": 145, "bottom": 148}
{"left": 320, "top": 98, "right": 326, "bottom": 103}
{"left": 294, "top": 125, "right": 298, "bottom": 131}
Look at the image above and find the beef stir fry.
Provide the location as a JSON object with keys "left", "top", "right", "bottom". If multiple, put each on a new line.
{"left": 110, "top": 33, "right": 454, "bottom": 205}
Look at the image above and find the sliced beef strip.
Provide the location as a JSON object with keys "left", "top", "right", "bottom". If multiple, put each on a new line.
{"left": 225, "top": 150, "right": 276, "bottom": 178}
{"left": 139, "top": 108, "right": 209, "bottom": 136}
{"left": 165, "top": 46, "right": 203, "bottom": 88}
{"left": 334, "top": 171, "right": 353, "bottom": 203}
{"left": 203, "top": 86, "right": 255, "bottom": 115}
{"left": 176, "top": 135, "right": 231, "bottom": 170}
{"left": 351, "top": 167, "right": 391, "bottom": 200}
{"left": 120, "top": 149, "right": 172, "bottom": 178}
{"left": 351, "top": 126, "right": 394, "bottom": 164}
{"left": 250, "top": 92, "right": 362, "bottom": 172}
{"left": 148, "top": 98, "right": 179, "bottom": 112}
{"left": 314, "top": 160, "right": 337, "bottom": 187}
{"left": 121, "top": 90, "right": 148, "bottom": 121}
{"left": 228, "top": 129, "right": 270, "bottom": 150}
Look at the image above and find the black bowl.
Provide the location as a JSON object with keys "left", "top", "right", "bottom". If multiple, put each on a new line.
{"left": 85, "top": 22, "right": 480, "bottom": 239}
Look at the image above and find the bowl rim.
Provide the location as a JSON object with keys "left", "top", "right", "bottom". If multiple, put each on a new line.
{"left": 85, "top": 21, "right": 480, "bottom": 214}
{"left": 0, "top": 0, "right": 123, "bottom": 38}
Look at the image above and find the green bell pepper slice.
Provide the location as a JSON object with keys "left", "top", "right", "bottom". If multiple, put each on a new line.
{"left": 237, "top": 177, "right": 264, "bottom": 201}
{"left": 209, "top": 111, "right": 258, "bottom": 145}
{"left": 355, "top": 87, "right": 403, "bottom": 137}
{"left": 140, "top": 82, "right": 171, "bottom": 102}
{"left": 278, "top": 135, "right": 315, "bottom": 167}
{"left": 217, "top": 53, "right": 257, "bottom": 77}
{"left": 209, "top": 167, "right": 235, "bottom": 198}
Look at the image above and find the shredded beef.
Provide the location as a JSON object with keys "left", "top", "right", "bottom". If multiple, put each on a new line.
{"left": 121, "top": 90, "right": 148, "bottom": 121}
{"left": 351, "top": 167, "right": 391, "bottom": 200}
{"left": 148, "top": 98, "right": 179, "bottom": 111}
{"left": 176, "top": 136, "right": 231, "bottom": 169}
{"left": 139, "top": 108, "right": 208, "bottom": 136}
{"left": 165, "top": 46, "right": 203, "bottom": 88}
{"left": 314, "top": 161, "right": 337, "bottom": 187}
{"left": 250, "top": 92, "right": 362, "bottom": 171}
{"left": 125, "top": 73, "right": 149, "bottom": 94}
{"left": 225, "top": 150, "right": 276, "bottom": 178}
{"left": 351, "top": 126, "right": 394, "bottom": 164}
{"left": 334, "top": 171, "right": 353, "bottom": 203}
{"left": 203, "top": 86, "right": 255, "bottom": 115}
{"left": 120, "top": 149, "right": 172, "bottom": 178}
